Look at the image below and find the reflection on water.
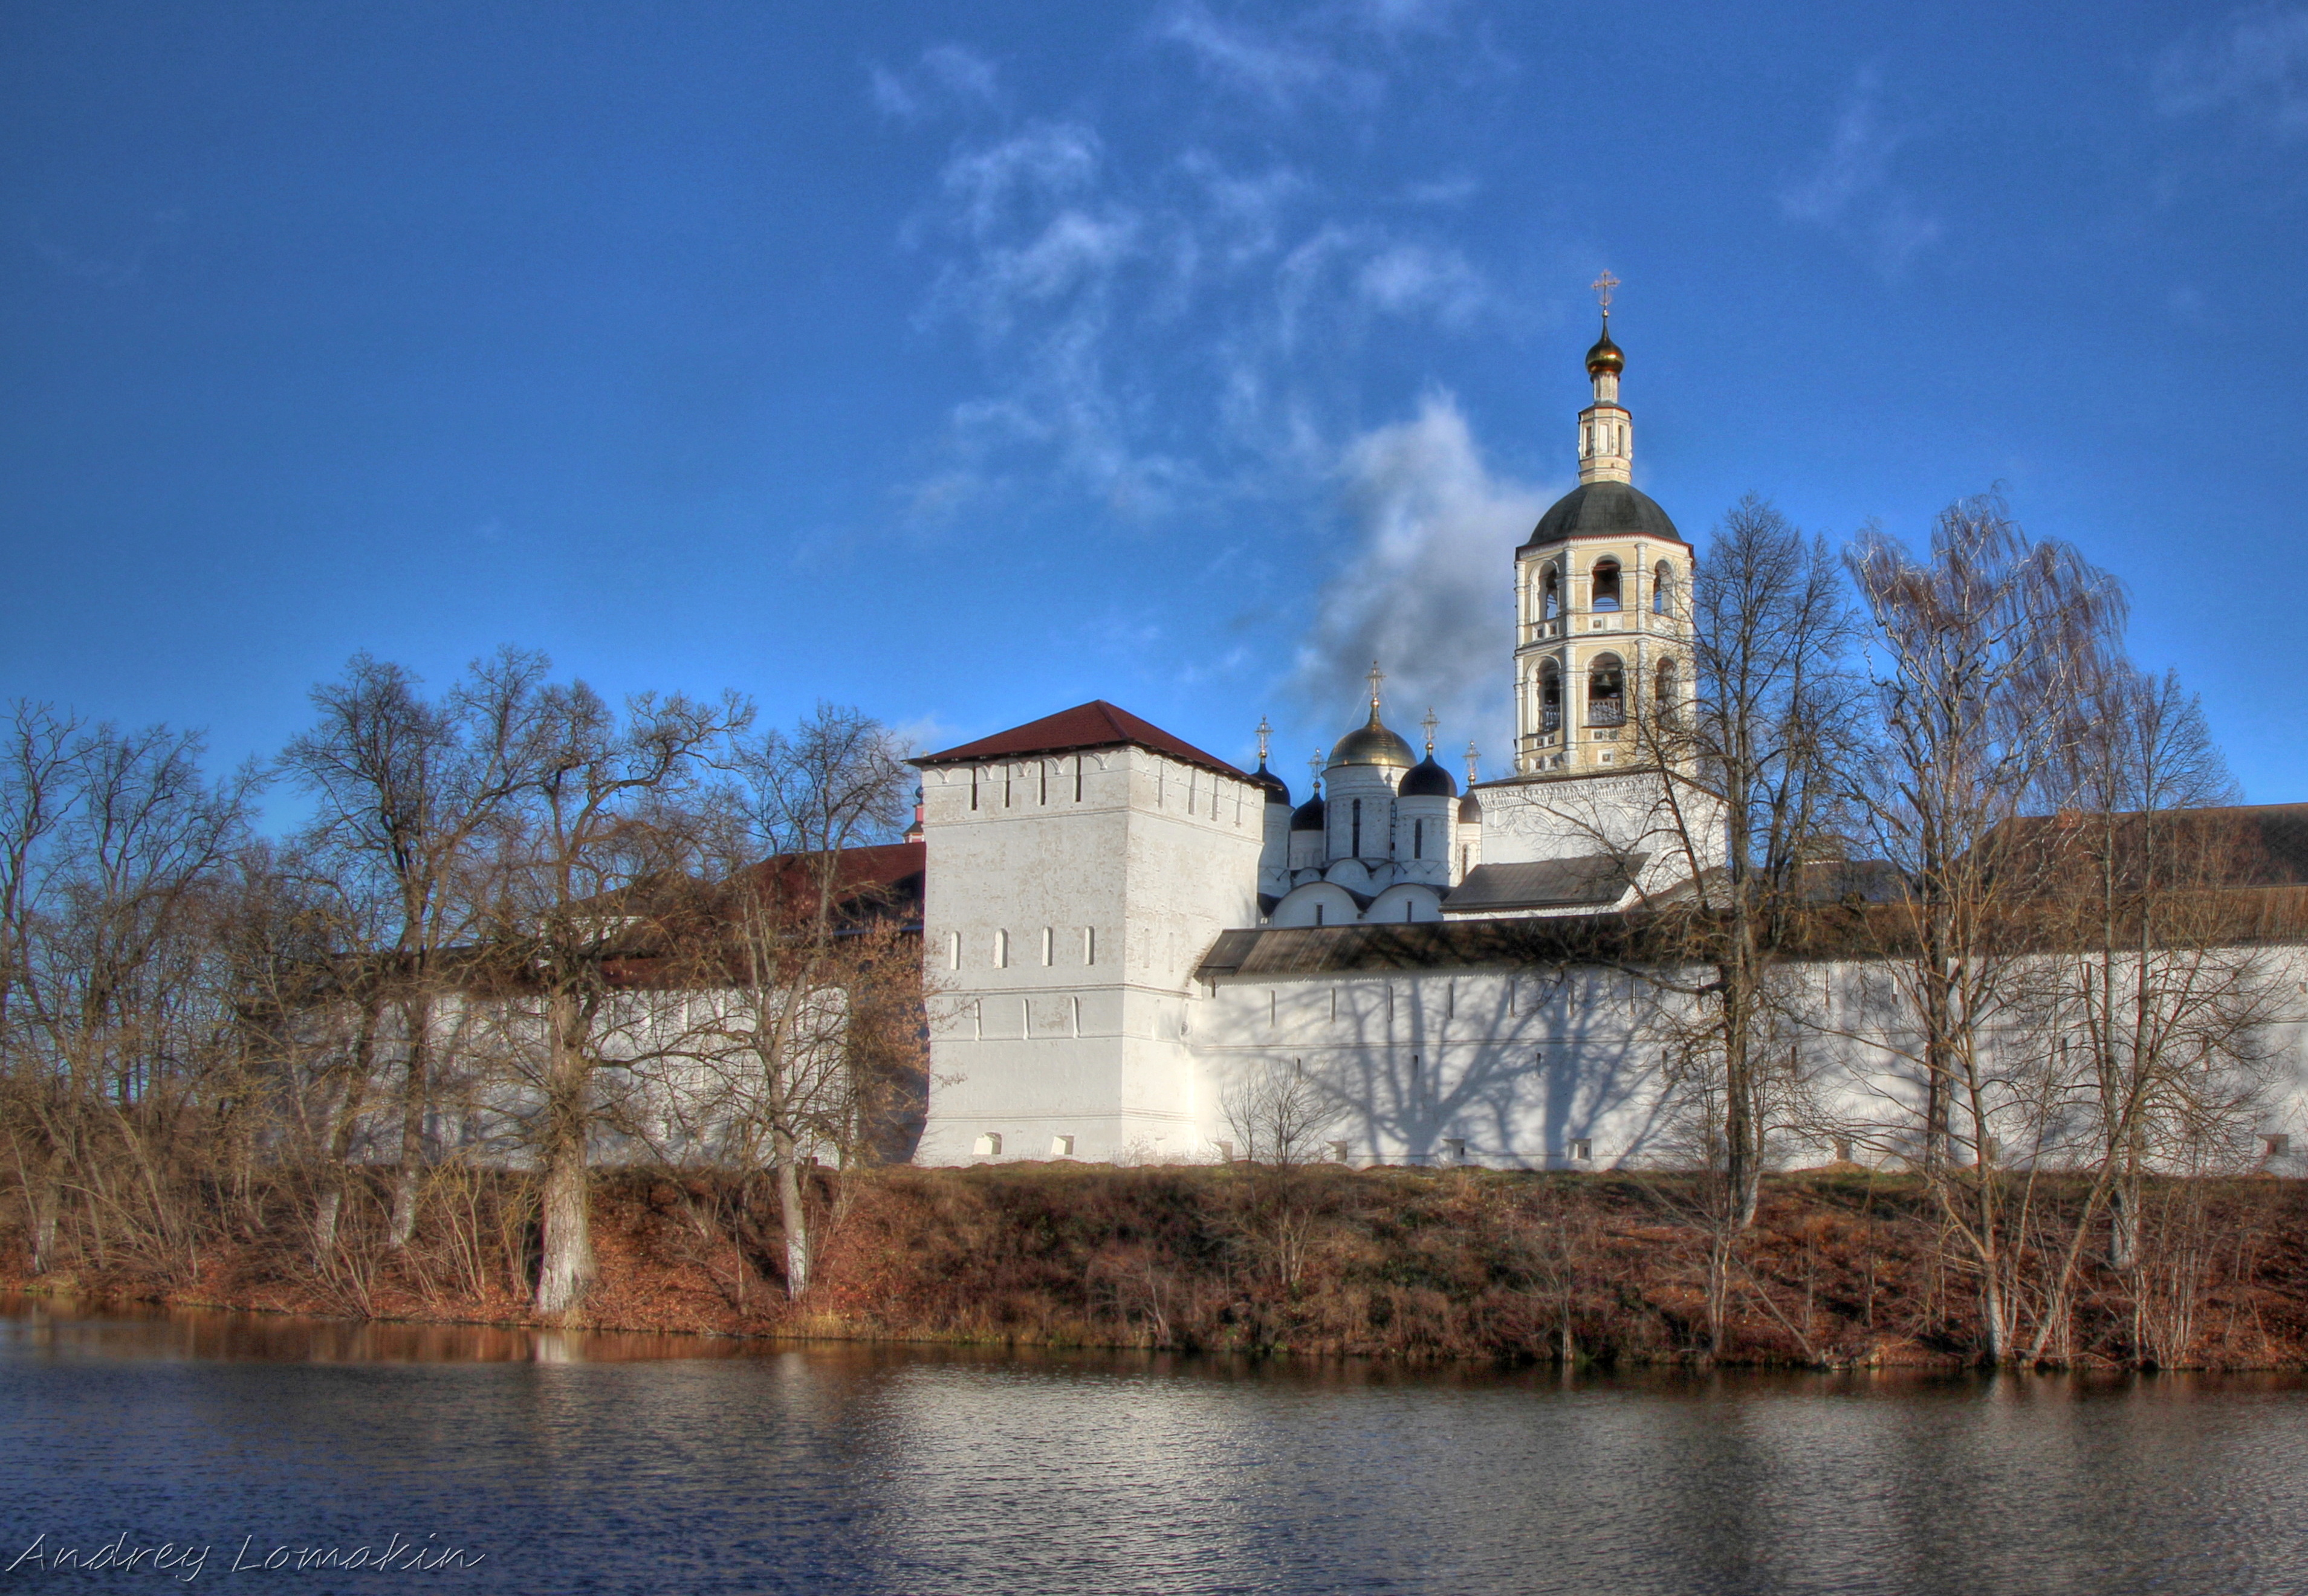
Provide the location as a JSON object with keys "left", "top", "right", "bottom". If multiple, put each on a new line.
{"left": 4, "top": 1296, "right": 2307, "bottom": 1595}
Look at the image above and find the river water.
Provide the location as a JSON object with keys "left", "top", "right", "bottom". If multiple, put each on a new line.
{"left": 4, "top": 1299, "right": 2305, "bottom": 1595}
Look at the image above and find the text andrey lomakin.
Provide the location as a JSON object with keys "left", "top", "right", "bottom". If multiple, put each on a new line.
{"left": 7, "top": 1530, "right": 485, "bottom": 1580}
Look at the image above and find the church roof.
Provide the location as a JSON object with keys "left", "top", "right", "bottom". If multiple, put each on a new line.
{"left": 1442, "top": 855, "right": 1645, "bottom": 914}
{"left": 913, "top": 700, "right": 1248, "bottom": 781}
{"left": 1519, "top": 480, "right": 1687, "bottom": 552}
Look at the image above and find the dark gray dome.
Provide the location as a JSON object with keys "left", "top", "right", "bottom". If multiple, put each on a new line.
{"left": 1290, "top": 793, "right": 1326, "bottom": 832}
{"left": 1458, "top": 790, "right": 1483, "bottom": 822}
{"left": 1398, "top": 755, "right": 1456, "bottom": 799}
{"left": 1250, "top": 761, "right": 1291, "bottom": 806}
{"left": 1520, "top": 481, "right": 1683, "bottom": 552}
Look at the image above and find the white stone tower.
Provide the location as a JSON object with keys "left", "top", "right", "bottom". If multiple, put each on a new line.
{"left": 1511, "top": 281, "right": 1696, "bottom": 780}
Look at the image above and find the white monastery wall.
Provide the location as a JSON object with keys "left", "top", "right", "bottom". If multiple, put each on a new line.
{"left": 916, "top": 744, "right": 1263, "bottom": 1165}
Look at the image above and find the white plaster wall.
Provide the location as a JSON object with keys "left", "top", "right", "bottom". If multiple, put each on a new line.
{"left": 916, "top": 744, "right": 1262, "bottom": 1165}
{"left": 1179, "top": 942, "right": 2308, "bottom": 1175}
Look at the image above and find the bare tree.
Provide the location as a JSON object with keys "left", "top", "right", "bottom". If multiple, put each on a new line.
{"left": 656, "top": 705, "right": 916, "bottom": 1299}
{"left": 280, "top": 650, "right": 555, "bottom": 1246}
{"left": 1844, "top": 492, "right": 2124, "bottom": 1362}
{"left": 0, "top": 709, "right": 260, "bottom": 1282}
{"left": 1628, "top": 496, "right": 1866, "bottom": 1238}
{"left": 475, "top": 677, "right": 746, "bottom": 1318}
{"left": 1221, "top": 1056, "right": 1329, "bottom": 1172}
{"left": 2020, "top": 663, "right": 2278, "bottom": 1361}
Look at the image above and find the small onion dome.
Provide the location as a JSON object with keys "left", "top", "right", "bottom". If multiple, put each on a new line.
{"left": 1398, "top": 754, "right": 1457, "bottom": 799}
{"left": 1457, "top": 789, "right": 1483, "bottom": 823}
{"left": 1249, "top": 761, "right": 1291, "bottom": 807}
{"left": 1290, "top": 793, "right": 1327, "bottom": 832}
{"left": 1585, "top": 317, "right": 1623, "bottom": 377}
{"left": 1330, "top": 710, "right": 1416, "bottom": 769}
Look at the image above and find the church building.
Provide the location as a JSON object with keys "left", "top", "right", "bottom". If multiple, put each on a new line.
{"left": 903, "top": 314, "right": 2308, "bottom": 1172}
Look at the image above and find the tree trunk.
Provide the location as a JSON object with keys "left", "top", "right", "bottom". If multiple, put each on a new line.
{"left": 773, "top": 1124, "right": 811, "bottom": 1299}
{"left": 533, "top": 1003, "right": 595, "bottom": 1318}
{"left": 387, "top": 991, "right": 432, "bottom": 1247}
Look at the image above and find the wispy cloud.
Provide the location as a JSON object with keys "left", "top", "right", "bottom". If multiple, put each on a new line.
{"left": 1779, "top": 70, "right": 1941, "bottom": 277}
{"left": 1286, "top": 393, "right": 1548, "bottom": 763}
{"left": 869, "top": 43, "right": 1001, "bottom": 122}
{"left": 1153, "top": 2, "right": 1382, "bottom": 112}
{"left": 26, "top": 207, "right": 184, "bottom": 288}
{"left": 896, "top": 101, "right": 1508, "bottom": 526}
{"left": 2154, "top": 5, "right": 2308, "bottom": 137}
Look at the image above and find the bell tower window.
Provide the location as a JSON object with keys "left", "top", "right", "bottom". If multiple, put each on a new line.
{"left": 1542, "top": 566, "right": 1560, "bottom": 620}
{"left": 1538, "top": 662, "right": 1563, "bottom": 734}
{"left": 1653, "top": 561, "right": 1674, "bottom": 615}
{"left": 1587, "top": 654, "right": 1626, "bottom": 726}
{"left": 1591, "top": 559, "right": 1622, "bottom": 612}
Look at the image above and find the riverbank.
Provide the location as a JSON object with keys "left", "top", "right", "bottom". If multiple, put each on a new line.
{"left": 9, "top": 1165, "right": 2307, "bottom": 1368}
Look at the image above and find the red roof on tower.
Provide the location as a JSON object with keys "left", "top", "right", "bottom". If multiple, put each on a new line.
{"left": 913, "top": 700, "right": 1248, "bottom": 781}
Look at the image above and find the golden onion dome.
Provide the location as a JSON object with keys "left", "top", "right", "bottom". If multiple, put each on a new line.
{"left": 1329, "top": 709, "right": 1416, "bottom": 769}
{"left": 1585, "top": 315, "right": 1623, "bottom": 377}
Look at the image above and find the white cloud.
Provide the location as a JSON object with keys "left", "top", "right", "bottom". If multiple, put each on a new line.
{"left": 27, "top": 206, "right": 185, "bottom": 288}
{"left": 2154, "top": 5, "right": 2308, "bottom": 137}
{"left": 900, "top": 99, "right": 1509, "bottom": 528}
{"left": 1287, "top": 393, "right": 1549, "bottom": 765}
{"left": 1153, "top": 2, "right": 1382, "bottom": 111}
{"left": 869, "top": 43, "right": 1000, "bottom": 121}
{"left": 1779, "top": 71, "right": 1942, "bottom": 277}
{"left": 1355, "top": 242, "right": 1488, "bottom": 326}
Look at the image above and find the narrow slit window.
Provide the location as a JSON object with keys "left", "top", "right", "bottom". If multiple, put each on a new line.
{"left": 971, "top": 769, "right": 980, "bottom": 811}
{"left": 1040, "top": 926, "right": 1054, "bottom": 966}
{"left": 946, "top": 931, "right": 961, "bottom": 970}
{"left": 1074, "top": 758, "right": 1084, "bottom": 802}
{"left": 993, "top": 929, "right": 1008, "bottom": 968}
{"left": 1082, "top": 925, "right": 1096, "bottom": 965}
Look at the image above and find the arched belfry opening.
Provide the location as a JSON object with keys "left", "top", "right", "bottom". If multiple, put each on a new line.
{"left": 1587, "top": 655, "right": 1626, "bottom": 726}
{"left": 1590, "top": 558, "right": 1622, "bottom": 612}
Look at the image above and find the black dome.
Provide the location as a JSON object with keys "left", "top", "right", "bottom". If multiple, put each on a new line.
{"left": 1520, "top": 480, "right": 1682, "bottom": 552}
{"left": 1249, "top": 761, "right": 1291, "bottom": 806}
{"left": 1290, "top": 793, "right": 1326, "bottom": 832}
{"left": 1398, "top": 755, "right": 1456, "bottom": 798}
{"left": 1457, "top": 790, "right": 1483, "bottom": 822}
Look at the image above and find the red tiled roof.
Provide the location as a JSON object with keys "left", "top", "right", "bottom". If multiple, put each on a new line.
{"left": 913, "top": 700, "right": 1248, "bottom": 781}
{"left": 729, "top": 841, "right": 925, "bottom": 905}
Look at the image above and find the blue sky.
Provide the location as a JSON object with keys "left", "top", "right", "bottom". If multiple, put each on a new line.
{"left": 4, "top": 1, "right": 2304, "bottom": 815}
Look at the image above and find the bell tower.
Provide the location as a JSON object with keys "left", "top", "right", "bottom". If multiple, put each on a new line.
{"left": 1509, "top": 277, "right": 1695, "bottom": 780}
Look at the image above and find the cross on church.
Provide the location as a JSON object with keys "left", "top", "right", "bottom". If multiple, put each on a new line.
{"left": 1367, "top": 661, "right": 1385, "bottom": 713}
{"left": 1255, "top": 716, "right": 1272, "bottom": 765}
{"left": 1421, "top": 708, "right": 1439, "bottom": 755}
{"left": 1465, "top": 740, "right": 1480, "bottom": 786}
{"left": 1592, "top": 270, "right": 1619, "bottom": 312}
{"left": 1308, "top": 750, "right": 1325, "bottom": 792}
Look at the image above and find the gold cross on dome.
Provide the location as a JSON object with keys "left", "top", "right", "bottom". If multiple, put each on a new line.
{"left": 1367, "top": 661, "right": 1386, "bottom": 712}
{"left": 1592, "top": 270, "right": 1619, "bottom": 312}
{"left": 1308, "top": 750, "right": 1325, "bottom": 791}
{"left": 1421, "top": 708, "right": 1439, "bottom": 755}
{"left": 1256, "top": 716, "right": 1272, "bottom": 764}
{"left": 1465, "top": 740, "right": 1480, "bottom": 784}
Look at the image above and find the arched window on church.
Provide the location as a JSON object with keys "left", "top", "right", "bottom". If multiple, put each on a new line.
{"left": 1350, "top": 798, "right": 1363, "bottom": 857}
{"left": 1591, "top": 559, "right": 1622, "bottom": 612}
{"left": 1538, "top": 661, "right": 1563, "bottom": 734}
{"left": 1587, "top": 654, "right": 1626, "bottom": 726}
{"left": 1542, "top": 565, "right": 1560, "bottom": 621}
{"left": 1413, "top": 818, "right": 1425, "bottom": 858}
{"left": 1655, "top": 657, "right": 1678, "bottom": 726}
{"left": 1653, "top": 561, "right": 1675, "bottom": 616}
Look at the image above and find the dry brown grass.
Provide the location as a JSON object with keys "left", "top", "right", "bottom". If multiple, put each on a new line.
{"left": 8, "top": 1163, "right": 2307, "bottom": 1369}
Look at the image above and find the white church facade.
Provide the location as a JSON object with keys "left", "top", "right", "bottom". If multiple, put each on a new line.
{"left": 904, "top": 318, "right": 2308, "bottom": 1173}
